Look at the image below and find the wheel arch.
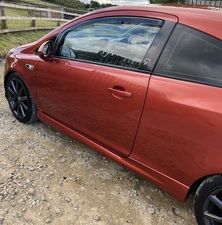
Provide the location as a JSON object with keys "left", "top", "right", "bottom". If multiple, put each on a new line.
{"left": 189, "top": 176, "right": 207, "bottom": 196}
{"left": 4, "top": 70, "right": 17, "bottom": 94}
{"left": 189, "top": 173, "right": 222, "bottom": 197}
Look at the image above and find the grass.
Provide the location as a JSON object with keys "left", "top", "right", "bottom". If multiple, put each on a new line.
{"left": 5, "top": 19, "right": 64, "bottom": 29}
{"left": 0, "top": 30, "right": 49, "bottom": 58}
{"left": 23, "top": 0, "right": 58, "bottom": 7}
{"left": 5, "top": 8, "right": 29, "bottom": 17}
{"left": 0, "top": 1, "right": 71, "bottom": 57}
{"left": 36, "top": 20, "right": 65, "bottom": 27}
{"left": 7, "top": 20, "right": 32, "bottom": 29}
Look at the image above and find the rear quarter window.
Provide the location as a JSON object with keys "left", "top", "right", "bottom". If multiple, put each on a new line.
{"left": 154, "top": 24, "right": 222, "bottom": 87}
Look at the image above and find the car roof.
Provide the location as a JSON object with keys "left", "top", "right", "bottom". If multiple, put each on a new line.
{"left": 92, "top": 5, "right": 222, "bottom": 39}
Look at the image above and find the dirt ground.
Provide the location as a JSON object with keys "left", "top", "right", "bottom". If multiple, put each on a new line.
{"left": 0, "top": 60, "right": 197, "bottom": 225}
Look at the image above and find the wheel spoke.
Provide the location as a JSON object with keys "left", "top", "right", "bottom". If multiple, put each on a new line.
{"left": 13, "top": 101, "right": 19, "bottom": 116}
{"left": 7, "top": 86, "right": 16, "bottom": 96}
{"left": 204, "top": 211, "right": 222, "bottom": 223}
{"left": 16, "top": 80, "right": 19, "bottom": 95}
{"left": 20, "top": 101, "right": 28, "bottom": 111}
{"left": 12, "top": 101, "right": 18, "bottom": 111}
{"left": 10, "top": 80, "right": 17, "bottom": 94}
{"left": 18, "top": 85, "right": 24, "bottom": 96}
{"left": 8, "top": 97, "right": 16, "bottom": 102}
{"left": 20, "top": 96, "right": 28, "bottom": 101}
{"left": 210, "top": 195, "right": 222, "bottom": 210}
{"left": 19, "top": 103, "right": 26, "bottom": 118}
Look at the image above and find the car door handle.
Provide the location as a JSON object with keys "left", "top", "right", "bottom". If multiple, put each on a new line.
{"left": 108, "top": 87, "right": 132, "bottom": 99}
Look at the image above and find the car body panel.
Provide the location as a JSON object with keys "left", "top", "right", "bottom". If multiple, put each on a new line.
{"left": 36, "top": 58, "right": 150, "bottom": 157}
{"left": 131, "top": 76, "right": 222, "bottom": 187}
{"left": 3, "top": 5, "right": 222, "bottom": 204}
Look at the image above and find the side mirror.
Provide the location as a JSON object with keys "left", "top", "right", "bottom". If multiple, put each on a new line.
{"left": 38, "top": 41, "right": 53, "bottom": 61}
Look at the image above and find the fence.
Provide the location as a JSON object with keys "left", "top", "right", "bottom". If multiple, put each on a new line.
{"left": 186, "top": 0, "right": 222, "bottom": 6}
{"left": 0, "top": 2, "right": 85, "bottom": 34}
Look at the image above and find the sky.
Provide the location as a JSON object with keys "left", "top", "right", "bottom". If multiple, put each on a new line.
{"left": 80, "top": 0, "right": 149, "bottom": 5}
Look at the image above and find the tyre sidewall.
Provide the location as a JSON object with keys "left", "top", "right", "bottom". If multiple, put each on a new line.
{"left": 194, "top": 175, "right": 222, "bottom": 225}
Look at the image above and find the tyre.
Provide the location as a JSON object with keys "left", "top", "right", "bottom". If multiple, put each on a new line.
{"left": 5, "top": 73, "right": 38, "bottom": 123}
{"left": 194, "top": 175, "right": 222, "bottom": 225}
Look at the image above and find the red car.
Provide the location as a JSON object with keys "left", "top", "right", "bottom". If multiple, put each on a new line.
{"left": 4, "top": 5, "right": 222, "bottom": 225}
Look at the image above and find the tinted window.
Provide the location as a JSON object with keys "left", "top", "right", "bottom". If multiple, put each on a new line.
{"left": 56, "top": 17, "right": 163, "bottom": 70}
{"left": 154, "top": 24, "right": 222, "bottom": 87}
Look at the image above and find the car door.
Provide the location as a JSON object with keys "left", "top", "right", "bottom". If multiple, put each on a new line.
{"left": 36, "top": 15, "right": 174, "bottom": 157}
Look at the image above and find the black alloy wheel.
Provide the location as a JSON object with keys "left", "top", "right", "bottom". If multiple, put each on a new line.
{"left": 6, "top": 73, "right": 37, "bottom": 123}
{"left": 195, "top": 175, "right": 222, "bottom": 225}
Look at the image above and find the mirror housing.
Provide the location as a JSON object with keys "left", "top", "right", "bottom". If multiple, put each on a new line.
{"left": 38, "top": 41, "right": 53, "bottom": 61}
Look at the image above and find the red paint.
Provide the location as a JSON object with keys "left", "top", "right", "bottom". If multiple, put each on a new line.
{"left": 4, "top": 5, "right": 222, "bottom": 203}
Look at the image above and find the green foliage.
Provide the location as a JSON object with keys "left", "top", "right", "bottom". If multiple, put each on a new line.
{"left": 101, "top": 3, "right": 116, "bottom": 8}
{"left": 90, "top": 0, "right": 100, "bottom": 9}
{"left": 5, "top": 0, "right": 22, "bottom": 2}
{"left": 86, "top": 1, "right": 116, "bottom": 9}
{"left": 45, "top": 0, "right": 85, "bottom": 9}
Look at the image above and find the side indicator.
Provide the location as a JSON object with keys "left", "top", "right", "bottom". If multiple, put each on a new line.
{"left": 25, "top": 64, "right": 35, "bottom": 71}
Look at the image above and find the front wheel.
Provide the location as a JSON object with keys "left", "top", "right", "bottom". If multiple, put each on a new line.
{"left": 194, "top": 175, "right": 222, "bottom": 225}
{"left": 5, "top": 73, "right": 38, "bottom": 123}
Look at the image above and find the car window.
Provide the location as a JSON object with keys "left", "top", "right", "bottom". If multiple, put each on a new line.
{"left": 154, "top": 24, "right": 222, "bottom": 87}
{"left": 55, "top": 17, "right": 163, "bottom": 70}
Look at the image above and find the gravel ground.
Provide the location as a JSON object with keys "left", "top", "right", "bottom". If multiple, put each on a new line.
{"left": 0, "top": 60, "right": 197, "bottom": 225}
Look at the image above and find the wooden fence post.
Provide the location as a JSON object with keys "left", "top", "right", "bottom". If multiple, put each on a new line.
{"left": 0, "top": 6, "right": 8, "bottom": 29}
{"left": 30, "top": 10, "right": 36, "bottom": 28}
{"left": 57, "top": 10, "right": 60, "bottom": 26}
